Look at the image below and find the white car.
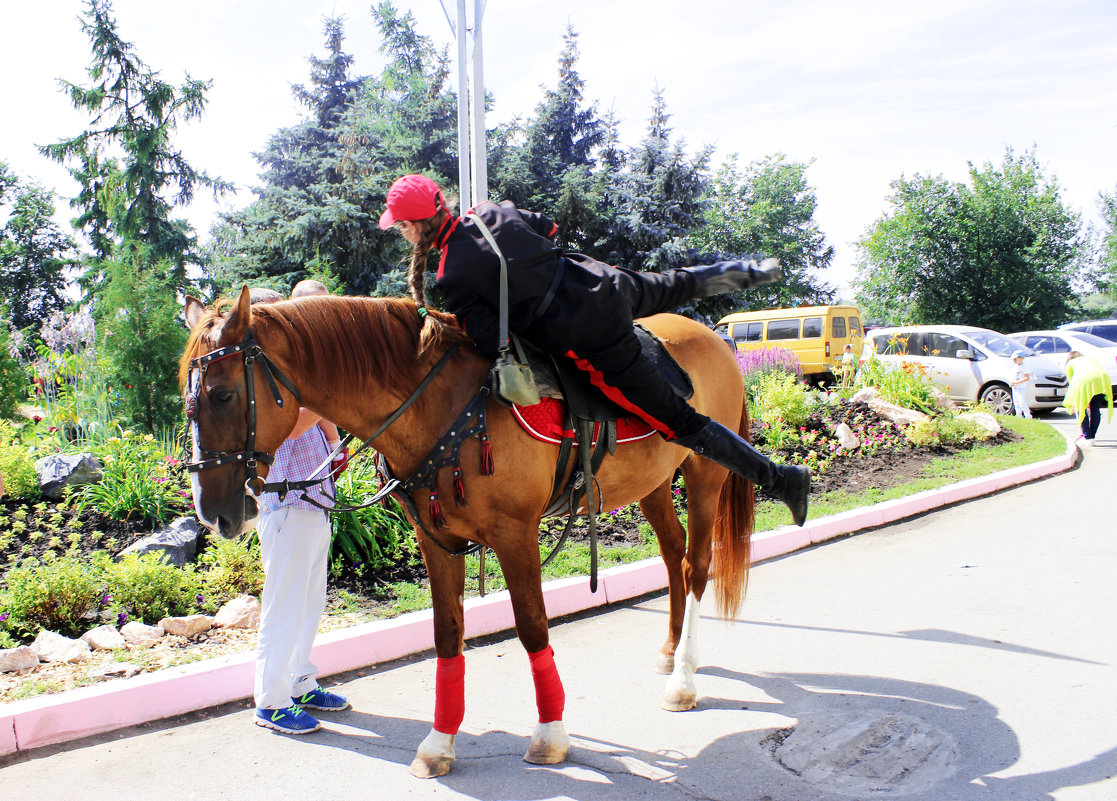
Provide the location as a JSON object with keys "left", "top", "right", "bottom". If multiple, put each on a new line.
{"left": 861, "top": 325, "right": 1069, "bottom": 415}
{"left": 1007, "top": 329, "right": 1117, "bottom": 391}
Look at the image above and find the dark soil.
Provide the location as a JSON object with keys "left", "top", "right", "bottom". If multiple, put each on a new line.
{"left": 1, "top": 398, "right": 1022, "bottom": 596}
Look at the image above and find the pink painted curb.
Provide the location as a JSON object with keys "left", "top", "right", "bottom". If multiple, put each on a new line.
{"left": 0, "top": 439, "right": 1075, "bottom": 755}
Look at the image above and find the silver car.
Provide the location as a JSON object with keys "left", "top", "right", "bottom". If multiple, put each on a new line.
{"left": 862, "top": 325, "right": 1068, "bottom": 415}
{"left": 1008, "top": 329, "right": 1117, "bottom": 391}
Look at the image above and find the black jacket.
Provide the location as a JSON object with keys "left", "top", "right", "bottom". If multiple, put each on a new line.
{"left": 435, "top": 201, "right": 564, "bottom": 357}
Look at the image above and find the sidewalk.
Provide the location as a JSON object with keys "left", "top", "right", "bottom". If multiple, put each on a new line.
{"left": 0, "top": 419, "right": 1080, "bottom": 757}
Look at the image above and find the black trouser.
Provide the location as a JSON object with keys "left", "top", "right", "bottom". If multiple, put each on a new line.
{"left": 525, "top": 259, "right": 707, "bottom": 439}
{"left": 1081, "top": 394, "right": 1106, "bottom": 439}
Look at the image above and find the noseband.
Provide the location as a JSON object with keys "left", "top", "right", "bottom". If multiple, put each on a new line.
{"left": 184, "top": 331, "right": 301, "bottom": 495}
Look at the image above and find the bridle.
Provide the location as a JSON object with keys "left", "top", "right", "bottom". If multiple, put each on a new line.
{"left": 184, "top": 331, "right": 301, "bottom": 496}
{"left": 184, "top": 327, "right": 465, "bottom": 510}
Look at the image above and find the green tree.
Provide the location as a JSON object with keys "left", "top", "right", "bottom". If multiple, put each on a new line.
{"left": 687, "top": 153, "right": 836, "bottom": 321}
{"left": 41, "top": 0, "right": 229, "bottom": 289}
{"left": 854, "top": 149, "right": 1083, "bottom": 331}
{"left": 1095, "top": 186, "right": 1117, "bottom": 304}
{"left": 490, "top": 27, "right": 607, "bottom": 253}
{"left": 95, "top": 254, "right": 188, "bottom": 433}
{"left": 215, "top": 4, "right": 459, "bottom": 296}
{"left": 0, "top": 163, "right": 76, "bottom": 332}
{"left": 597, "top": 89, "right": 711, "bottom": 272}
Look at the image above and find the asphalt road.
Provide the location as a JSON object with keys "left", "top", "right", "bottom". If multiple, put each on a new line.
{"left": 2, "top": 409, "right": 1114, "bottom": 801}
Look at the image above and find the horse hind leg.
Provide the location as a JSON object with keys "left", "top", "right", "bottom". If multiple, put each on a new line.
{"left": 663, "top": 592, "right": 701, "bottom": 711}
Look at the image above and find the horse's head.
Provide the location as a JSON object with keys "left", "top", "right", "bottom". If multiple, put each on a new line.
{"left": 181, "top": 287, "right": 301, "bottom": 539}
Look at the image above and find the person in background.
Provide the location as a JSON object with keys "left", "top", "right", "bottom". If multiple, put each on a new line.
{"left": 1063, "top": 350, "right": 1113, "bottom": 448}
{"left": 1009, "top": 350, "right": 1032, "bottom": 418}
{"left": 840, "top": 343, "right": 855, "bottom": 388}
{"left": 378, "top": 173, "right": 811, "bottom": 527}
{"left": 251, "top": 287, "right": 349, "bottom": 735}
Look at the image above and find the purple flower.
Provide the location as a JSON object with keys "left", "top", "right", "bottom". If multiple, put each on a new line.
{"left": 117, "top": 612, "right": 129, "bottom": 626}
{"left": 196, "top": 594, "right": 205, "bottom": 603}
{"left": 102, "top": 594, "right": 112, "bottom": 605}
{"left": 0, "top": 612, "right": 8, "bottom": 623}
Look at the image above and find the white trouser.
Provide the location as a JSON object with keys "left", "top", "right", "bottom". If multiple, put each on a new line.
{"left": 254, "top": 506, "right": 332, "bottom": 710}
{"left": 1012, "top": 387, "right": 1032, "bottom": 418}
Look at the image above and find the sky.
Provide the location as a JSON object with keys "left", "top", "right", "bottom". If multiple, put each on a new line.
{"left": 2, "top": 0, "right": 1116, "bottom": 296}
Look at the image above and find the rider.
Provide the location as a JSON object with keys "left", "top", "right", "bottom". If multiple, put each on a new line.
{"left": 378, "top": 173, "right": 810, "bottom": 526}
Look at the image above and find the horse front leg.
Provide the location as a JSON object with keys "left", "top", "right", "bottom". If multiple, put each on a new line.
{"left": 495, "top": 544, "right": 571, "bottom": 765}
{"left": 410, "top": 540, "right": 467, "bottom": 779}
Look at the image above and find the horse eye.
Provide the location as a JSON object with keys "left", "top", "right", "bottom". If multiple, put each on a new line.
{"left": 211, "top": 390, "right": 235, "bottom": 405}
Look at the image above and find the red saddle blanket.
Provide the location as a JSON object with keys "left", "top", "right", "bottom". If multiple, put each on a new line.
{"left": 512, "top": 397, "right": 657, "bottom": 445}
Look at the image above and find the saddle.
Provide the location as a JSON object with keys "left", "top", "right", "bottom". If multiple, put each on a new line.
{"left": 502, "top": 323, "right": 694, "bottom": 590}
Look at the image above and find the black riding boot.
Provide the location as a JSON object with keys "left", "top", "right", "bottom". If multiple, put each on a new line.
{"left": 675, "top": 419, "right": 811, "bottom": 527}
{"left": 682, "top": 257, "right": 782, "bottom": 298}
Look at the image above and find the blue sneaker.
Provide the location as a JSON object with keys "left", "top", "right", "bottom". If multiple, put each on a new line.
{"left": 255, "top": 705, "right": 321, "bottom": 734}
{"left": 292, "top": 686, "right": 350, "bottom": 711}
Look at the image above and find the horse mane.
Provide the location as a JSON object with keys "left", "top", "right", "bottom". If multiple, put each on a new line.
{"left": 179, "top": 296, "right": 473, "bottom": 399}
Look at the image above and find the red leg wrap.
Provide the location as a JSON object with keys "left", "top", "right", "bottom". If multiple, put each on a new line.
{"left": 528, "top": 645, "right": 565, "bottom": 723}
{"left": 433, "top": 654, "right": 465, "bottom": 734}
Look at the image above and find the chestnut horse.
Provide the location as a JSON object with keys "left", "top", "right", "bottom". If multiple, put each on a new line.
{"left": 181, "top": 287, "right": 755, "bottom": 777}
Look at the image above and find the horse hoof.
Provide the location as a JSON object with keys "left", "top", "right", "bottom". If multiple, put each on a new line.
{"left": 662, "top": 676, "right": 697, "bottom": 711}
{"left": 523, "top": 721, "right": 570, "bottom": 764}
{"left": 653, "top": 652, "right": 674, "bottom": 675}
{"left": 409, "top": 729, "right": 455, "bottom": 778}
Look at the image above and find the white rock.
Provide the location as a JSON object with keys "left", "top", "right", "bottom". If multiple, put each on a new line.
{"left": 833, "top": 422, "right": 861, "bottom": 451}
{"left": 867, "top": 397, "right": 930, "bottom": 428}
{"left": 930, "top": 387, "right": 957, "bottom": 412}
{"left": 0, "top": 645, "right": 41, "bottom": 672}
{"left": 957, "top": 411, "right": 1001, "bottom": 439}
{"left": 121, "top": 621, "right": 164, "bottom": 648}
{"left": 31, "top": 630, "right": 92, "bottom": 664}
{"left": 851, "top": 387, "right": 880, "bottom": 404}
{"left": 82, "top": 624, "right": 128, "bottom": 651}
{"left": 213, "top": 595, "right": 261, "bottom": 630}
{"left": 158, "top": 614, "right": 213, "bottom": 638}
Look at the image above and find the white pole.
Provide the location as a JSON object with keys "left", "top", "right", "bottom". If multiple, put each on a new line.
{"left": 454, "top": 0, "right": 472, "bottom": 211}
{"left": 469, "top": 0, "right": 488, "bottom": 204}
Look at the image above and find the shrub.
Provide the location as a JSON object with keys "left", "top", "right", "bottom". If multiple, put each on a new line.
{"left": 737, "top": 347, "right": 802, "bottom": 405}
{"left": 197, "top": 535, "right": 265, "bottom": 607}
{"left": 857, "top": 354, "right": 939, "bottom": 414}
{"left": 0, "top": 555, "right": 106, "bottom": 638}
{"left": 753, "top": 371, "right": 811, "bottom": 428}
{"left": 329, "top": 456, "right": 417, "bottom": 575}
{"left": 100, "top": 551, "right": 204, "bottom": 625}
{"left": 0, "top": 442, "right": 41, "bottom": 500}
{"left": 905, "top": 415, "right": 984, "bottom": 447}
{"left": 72, "top": 427, "right": 188, "bottom": 524}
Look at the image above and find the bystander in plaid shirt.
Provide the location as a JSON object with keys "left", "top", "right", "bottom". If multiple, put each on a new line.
{"left": 258, "top": 425, "right": 336, "bottom": 513}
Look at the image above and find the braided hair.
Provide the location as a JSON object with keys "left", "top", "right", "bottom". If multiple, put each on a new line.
{"left": 405, "top": 209, "right": 452, "bottom": 352}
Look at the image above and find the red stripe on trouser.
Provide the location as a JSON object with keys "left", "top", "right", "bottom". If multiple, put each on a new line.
{"left": 565, "top": 350, "right": 679, "bottom": 439}
{"left": 528, "top": 645, "right": 565, "bottom": 723}
{"left": 433, "top": 654, "right": 465, "bottom": 734}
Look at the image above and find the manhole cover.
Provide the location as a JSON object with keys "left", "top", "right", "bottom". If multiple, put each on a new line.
{"left": 764, "top": 710, "right": 958, "bottom": 796}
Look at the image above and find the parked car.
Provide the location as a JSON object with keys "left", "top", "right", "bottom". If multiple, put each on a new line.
{"left": 1007, "top": 329, "right": 1117, "bottom": 391}
{"left": 861, "top": 325, "right": 1068, "bottom": 415}
{"left": 1057, "top": 319, "right": 1117, "bottom": 343}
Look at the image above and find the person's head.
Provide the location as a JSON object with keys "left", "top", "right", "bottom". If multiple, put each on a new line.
{"left": 249, "top": 287, "right": 284, "bottom": 305}
{"left": 1012, "top": 349, "right": 1025, "bottom": 364}
{"left": 1066, "top": 350, "right": 1083, "bottom": 365}
{"left": 379, "top": 173, "right": 453, "bottom": 316}
{"left": 843, "top": 344, "right": 852, "bottom": 353}
{"left": 291, "top": 279, "right": 329, "bottom": 299}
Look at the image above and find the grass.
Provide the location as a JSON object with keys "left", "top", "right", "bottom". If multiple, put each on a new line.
{"left": 751, "top": 414, "right": 1067, "bottom": 532}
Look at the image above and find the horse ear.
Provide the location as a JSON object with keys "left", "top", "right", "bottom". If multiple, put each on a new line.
{"left": 184, "top": 296, "right": 206, "bottom": 329}
{"left": 218, "top": 286, "right": 254, "bottom": 342}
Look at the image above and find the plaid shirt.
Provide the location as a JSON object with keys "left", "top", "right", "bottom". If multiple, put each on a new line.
{"left": 259, "top": 424, "right": 335, "bottom": 513}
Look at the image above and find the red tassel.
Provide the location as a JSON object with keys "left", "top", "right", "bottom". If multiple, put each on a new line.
{"left": 429, "top": 491, "right": 446, "bottom": 528}
{"left": 480, "top": 434, "right": 494, "bottom": 475}
{"left": 453, "top": 466, "right": 466, "bottom": 506}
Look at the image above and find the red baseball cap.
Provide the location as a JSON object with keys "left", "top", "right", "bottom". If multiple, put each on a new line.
{"left": 378, "top": 174, "right": 445, "bottom": 229}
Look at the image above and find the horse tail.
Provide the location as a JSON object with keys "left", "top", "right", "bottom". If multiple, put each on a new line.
{"left": 711, "top": 401, "right": 755, "bottom": 620}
